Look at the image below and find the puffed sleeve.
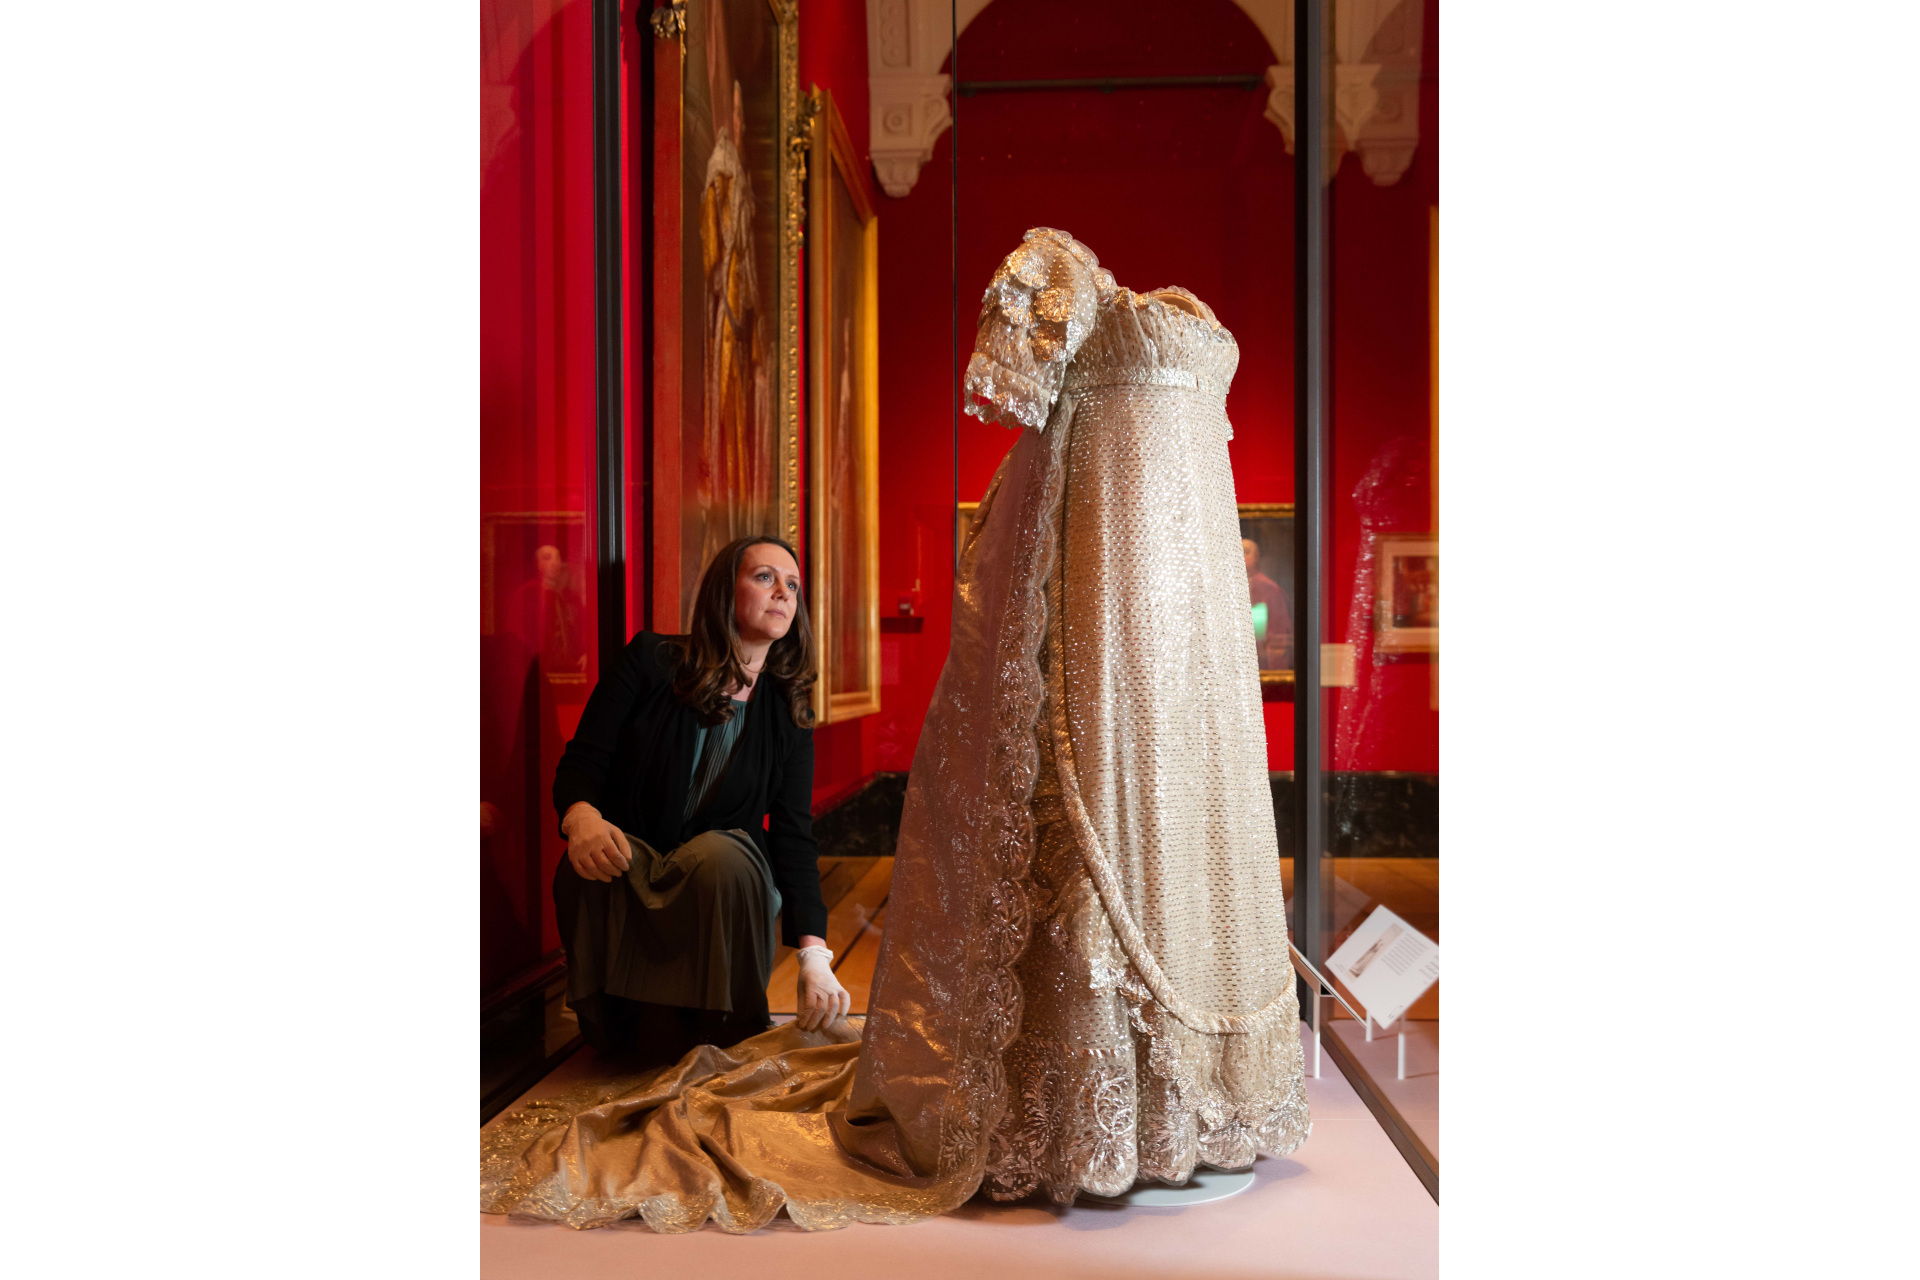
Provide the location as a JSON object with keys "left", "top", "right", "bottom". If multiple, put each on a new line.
{"left": 962, "top": 227, "right": 1112, "bottom": 431}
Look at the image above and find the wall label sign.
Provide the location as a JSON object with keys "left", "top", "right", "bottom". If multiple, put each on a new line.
{"left": 1325, "top": 905, "right": 1438, "bottom": 1028}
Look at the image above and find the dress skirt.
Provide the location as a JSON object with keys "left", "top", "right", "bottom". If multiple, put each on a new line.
{"left": 551, "top": 827, "right": 784, "bottom": 1059}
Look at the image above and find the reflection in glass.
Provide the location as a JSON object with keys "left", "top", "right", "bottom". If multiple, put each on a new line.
{"left": 480, "top": 0, "right": 598, "bottom": 1113}
{"left": 1314, "top": 0, "right": 1440, "bottom": 1177}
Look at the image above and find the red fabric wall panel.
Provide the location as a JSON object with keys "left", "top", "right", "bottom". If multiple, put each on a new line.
{"left": 481, "top": 1, "right": 597, "bottom": 516}
{"left": 808, "top": 0, "right": 1437, "bottom": 801}
{"left": 797, "top": 0, "right": 874, "bottom": 210}
{"left": 481, "top": 0, "right": 599, "bottom": 987}
{"left": 1323, "top": 0, "right": 1439, "bottom": 774}
{"left": 799, "top": 0, "right": 886, "bottom": 804}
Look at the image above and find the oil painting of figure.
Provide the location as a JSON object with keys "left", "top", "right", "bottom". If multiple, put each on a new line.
{"left": 825, "top": 171, "right": 868, "bottom": 699}
{"left": 1391, "top": 554, "right": 1438, "bottom": 629}
{"left": 1238, "top": 510, "right": 1297, "bottom": 672}
{"left": 681, "top": 0, "right": 778, "bottom": 626}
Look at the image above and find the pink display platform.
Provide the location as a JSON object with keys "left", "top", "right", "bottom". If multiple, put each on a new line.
{"left": 481, "top": 1022, "right": 1438, "bottom": 1279}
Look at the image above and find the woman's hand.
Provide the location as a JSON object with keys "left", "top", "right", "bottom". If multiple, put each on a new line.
{"left": 562, "top": 802, "right": 632, "bottom": 883}
{"left": 794, "top": 944, "right": 850, "bottom": 1031}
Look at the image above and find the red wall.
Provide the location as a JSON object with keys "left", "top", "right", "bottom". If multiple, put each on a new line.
{"left": 1326, "top": 0, "right": 1440, "bottom": 774}
{"left": 481, "top": 0, "right": 1438, "bottom": 997}
{"left": 482, "top": 4, "right": 1440, "bottom": 994}
{"left": 797, "top": 0, "right": 871, "bottom": 190}
{"left": 796, "top": 0, "right": 884, "bottom": 805}
{"left": 480, "top": 0, "right": 599, "bottom": 989}
{"left": 810, "top": 0, "right": 1435, "bottom": 805}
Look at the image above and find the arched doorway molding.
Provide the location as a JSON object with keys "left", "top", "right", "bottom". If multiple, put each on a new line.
{"left": 862, "top": 0, "right": 1424, "bottom": 199}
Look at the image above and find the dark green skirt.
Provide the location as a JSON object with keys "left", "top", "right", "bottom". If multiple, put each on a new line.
{"left": 551, "top": 828, "right": 782, "bottom": 1057}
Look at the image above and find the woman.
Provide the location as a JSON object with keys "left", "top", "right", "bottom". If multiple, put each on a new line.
{"left": 549, "top": 535, "right": 850, "bottom": 1064}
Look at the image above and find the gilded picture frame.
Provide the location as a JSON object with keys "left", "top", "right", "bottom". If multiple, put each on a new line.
{"left": 807, "top": 88, "right": 880, "bottom": 724}
{"left": 648, "top": 0, "right": 802, "bottom": 630}
{"left": 1374, "top": 533, "right": 1439, "bottom": 656}
{"left": 1238, "top": 502, "right": 1297, "bottom": 688}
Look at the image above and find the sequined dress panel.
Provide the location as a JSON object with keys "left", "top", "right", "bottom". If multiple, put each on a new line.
{"left": 967, "top": 232, "right": 1308, "bottom": 1202}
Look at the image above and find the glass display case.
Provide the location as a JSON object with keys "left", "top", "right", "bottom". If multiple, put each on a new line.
{"left": 478, "top": 0, "right": 1440, "bottom": 1194}
{"left": 479, "top": 0, "right": 604, "bottom": 1118}
{"left": 944, "top": 0, "right": 1439, "bottom": 1195}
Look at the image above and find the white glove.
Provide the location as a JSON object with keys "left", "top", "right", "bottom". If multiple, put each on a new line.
{"left": 795, "top": 946, "right": 850, "bottom": 1031}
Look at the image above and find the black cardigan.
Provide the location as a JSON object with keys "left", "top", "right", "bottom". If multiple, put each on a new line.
{"left": 552, "top": 631, "right": 828, "bottom": 945}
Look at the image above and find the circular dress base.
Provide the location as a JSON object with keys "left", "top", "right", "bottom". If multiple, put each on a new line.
{"left": 1081, "top": 1168, "right": 1257, "bottom": 1207}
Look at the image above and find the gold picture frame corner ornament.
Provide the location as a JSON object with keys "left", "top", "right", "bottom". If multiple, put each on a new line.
{"left": 649, "top": 0, "right": 688, "bottom": 41}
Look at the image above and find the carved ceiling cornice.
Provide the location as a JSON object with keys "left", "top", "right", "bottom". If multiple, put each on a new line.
{"left": 1258, "top": 0, "right": 1424, "bottom": 186}
{"left": 865, "top": 0, "right": 1423, "bottom": 199}
{"left": 864, "top": 0, "right": 982, "bottom": 198}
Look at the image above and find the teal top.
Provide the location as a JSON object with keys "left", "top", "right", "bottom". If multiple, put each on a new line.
{"left": 684, "top": 698, "right": 750, "bottom": 820}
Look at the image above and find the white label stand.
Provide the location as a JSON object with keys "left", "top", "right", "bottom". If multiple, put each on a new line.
{"left": 1325, "top": 905, "right": 1438, "bottom": 1035}
{"left": 1363, "top": 1011, "right": 1410, "bottom": 1078}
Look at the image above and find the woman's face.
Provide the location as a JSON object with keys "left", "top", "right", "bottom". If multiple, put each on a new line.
{"left": 734, "top": 543, "right": 802, "bottom": 647}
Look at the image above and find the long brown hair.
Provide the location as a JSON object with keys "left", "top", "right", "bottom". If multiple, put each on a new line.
{"left": 669, "top": 535, "right": 817, "bottom": 728}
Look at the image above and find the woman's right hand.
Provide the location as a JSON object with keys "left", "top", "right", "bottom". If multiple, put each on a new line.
{"left": 562, "top": 803, "right": 632, "bottom": 882}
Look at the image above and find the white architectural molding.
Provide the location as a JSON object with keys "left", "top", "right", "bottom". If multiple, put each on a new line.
{"left": 1257, "top": 0, "right": 1424, "bottom": 186}
{"left": 1334, "top": 60, "right": 1381, "bottom": 154}
{"left": 865, "top": 0, "right": 987, "bottom": 198}
{"left": 1263, "top": 64, "right": 1295, "bottom": 144}
{"left": 1342, "top": 0, "right": 1423, "bottom": 185}
{"left": 868, "top": 0, "right": 1420, "bottom": 196}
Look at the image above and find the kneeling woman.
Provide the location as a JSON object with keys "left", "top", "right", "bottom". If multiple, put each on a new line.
{"left": 551, "top": 536, "right": 849, "bottom": 1062}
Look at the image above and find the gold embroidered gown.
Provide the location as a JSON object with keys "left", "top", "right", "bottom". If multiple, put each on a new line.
{"left": 480, "top": 228, "right": 1309, "bottom": 1231}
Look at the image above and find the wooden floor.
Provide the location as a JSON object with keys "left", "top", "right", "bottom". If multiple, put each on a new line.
{"left": 766, "top": 856, "right": 893, "bottom": 1014}
{"left": 774, "top": 855, "right": 1438, "bottom": 1019}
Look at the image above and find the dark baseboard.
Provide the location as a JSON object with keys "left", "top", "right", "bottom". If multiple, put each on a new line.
{"left": 1270, "top": 771, "right": 1438, "bottom": 859}
{"left": 813, "top": 772, "right": 909, "bottom": 859}
{"left": 481, "top": 952, "right": 581, "bottom": 1125}
{"left": 481, "top": 767, "right": 1436, "bottom": 1123}
{"left": 810, "top": 770, "right": 1437, "bottom": 861}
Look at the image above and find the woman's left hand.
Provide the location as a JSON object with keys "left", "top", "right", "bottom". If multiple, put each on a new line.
{"left": 795, "top": 948, "right": 850, "bottom": 1031}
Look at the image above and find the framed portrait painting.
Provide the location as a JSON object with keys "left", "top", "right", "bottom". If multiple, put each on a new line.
{"left": 1374, "top": 534, "right": 1438, "bottom": 656}
{"left": 481, "top": 511, "right": 591, "bottom": 687}
{"left": 1238, "top": 503, "right": 1297, "bottom": 684}
{"left": 648, "top": 0, "right": 802, "bottom": 629}
{"left": 807, "top": 88, "right": 879, "bottom": 724}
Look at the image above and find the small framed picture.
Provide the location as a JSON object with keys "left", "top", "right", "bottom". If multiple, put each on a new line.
{"left": 1238, "top": 503, "right": 1296, "bottom": 682}
{"left": 1374, "top": 534, "right": 1438, "bottom": 656}
{"left": 480, "top": 511, "right": 592, "bottom": 688}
